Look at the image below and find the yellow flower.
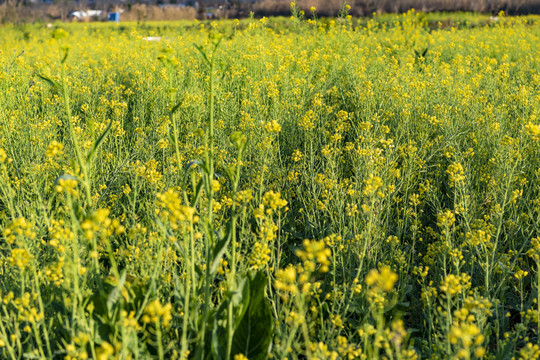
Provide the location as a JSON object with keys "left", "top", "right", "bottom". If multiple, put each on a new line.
{"left": 262, "top": 190, "right": 288, "bottom": 211}
{"left": 157, "top": 189, "right": 197, "bottom": 231}
{"left": 528, "top": 237, "right": 540, "bottom": 261}
{"left": 525, "top": 122, "right": 540, "bottom": 140}
{"left": 440, "top": 274, "right": 471, "bottom": 297}
{"left": 249, "top": 242, "right": 271, "bottom": 270}
{"left": 264, "top": 120, "right": 281, "bottom": 133}
{"left": 519, "top": 343, "right": 540, "bottom": 360}
{"left": 346, "top": 203, "right": 359, "bottom": 217}
{"left": 55, "top": 178, "right": 79, "bottom": 197}
{"left": 298, "top": 110, "right": 316, "bottom": 131}
{"left": 446, "top": 162, "right": 465, "bottom": 187}
{"left": 296, "top": 239, "right": 332, "bottom": 273}
{"left": 365, "top": 265, "right": 398, "bottom": 292}
{"left": 515, "top": 269, "right": 529, "bottom": 280}
{"left": 3, "top": 217, "right": 36, "bottom": 244}
{"left": 96, "top": 342, "right": 114, "bottom": 360}
{"left": 8, "top": 248, "right": 32, "bottom": 270}
{"left": 363, "top": 174, "right": 383, "bottom": 196}
{"left": 275, "top": 265, "right": 299, "bottom": 294}
{"left": 437, "top": 210, "right": 455, "bottom": 229}
{"left": 45, "top": 140, "right": 63, "bottom": 158}
{"left": 291, "top": 149, "right": 304, "bottom": 162}
{"left": 142, "top": 299, "right": 173, "bottom": 327}
{"left": 212, "top": 179, "right": 221, "bottom": 193}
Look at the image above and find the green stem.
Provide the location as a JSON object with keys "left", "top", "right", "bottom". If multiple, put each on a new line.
{"left": 169, "top": 89, "right": 184, "bottom": 180}
{"left": 61, "top": 65, "right": 92, "bottom": 210}
{"left": 67, "top": 194, "right": 81, "bottom": 327}
{"left": 31, "top": 267, "right": 52, "bottom": 358}
{"left": 226, "top": 150, "right": 243, "bottom": 360}
{"left": 156, "top": 322, "right": 164, "bottom": 360}
{"left": 0, "top": 166, "right": 16, "bottom": 218}
{"left": 0, "top": 309, "right": 17, "bottom": 360}
{"left": 180, "top": 228, "right": 193, "bottom": 358}
{"left": 199, "top": 48, "right": 216, "bottom": 360}
{"left": 537, "top": 261, "right": 540, "bottom": 346}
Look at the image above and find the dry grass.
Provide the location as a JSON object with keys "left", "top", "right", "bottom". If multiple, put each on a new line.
{"left": 120, "top": 5, "right": 196, "bottom": 22}
{"left": 0, "top": 3, "right": 196, "bottom": 23}
{"left": 0, "top": 3, "right": 63, "bottom": 23}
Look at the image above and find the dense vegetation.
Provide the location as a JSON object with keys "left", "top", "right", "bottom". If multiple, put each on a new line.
{"left": 1, "top": 9, "right": 540, "bottom": 359}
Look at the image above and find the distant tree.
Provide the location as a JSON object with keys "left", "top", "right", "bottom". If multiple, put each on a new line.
{"left": 54, "top": 0, "right": 71, "bottom": 20}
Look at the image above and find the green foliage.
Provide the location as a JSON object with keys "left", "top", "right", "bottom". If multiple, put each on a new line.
{"left": 231, "top": 272, "right": 273, "bottom": 360}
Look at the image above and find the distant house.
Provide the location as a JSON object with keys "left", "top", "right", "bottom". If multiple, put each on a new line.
{"left": 67, "top": 10, "right": 103, "bottom": 21}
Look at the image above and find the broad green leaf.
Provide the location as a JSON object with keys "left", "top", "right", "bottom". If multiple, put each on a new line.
{"left": 232, "top": 272, "right": 273, "bottom": 360}
{"left": 231, "top": 277, "right": 251, "bottom": 329}
{"left": 495, "top": 341, "right": 514, "bottom": 360}
{"left": 210, "top": 276, "right": 251, "bottom": 360}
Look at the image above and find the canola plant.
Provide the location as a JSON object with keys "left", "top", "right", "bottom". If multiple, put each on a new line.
{"left": 0, "top": 8, "right": 540, "bottom": 359}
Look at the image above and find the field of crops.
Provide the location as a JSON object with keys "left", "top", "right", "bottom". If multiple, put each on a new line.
{"left": 1, "top": 8, "right": 540, "bottom": 359}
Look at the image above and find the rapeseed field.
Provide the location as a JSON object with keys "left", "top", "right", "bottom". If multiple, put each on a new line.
{"left": 1, "top": 7, "right": 540, "bottom": 359}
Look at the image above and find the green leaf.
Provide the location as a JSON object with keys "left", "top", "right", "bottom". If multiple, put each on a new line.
{"left": 231, "top": 277, "right": 251, "bottom": 329}
{"left": 168, "top": 129, "right": 175, "bottom": 145}
{"left": 107, "top": 271, "right": 127, "bottom": 313}
{"left": 194, "top": 44, "right": 210, "bottom": 64}
{"left": 61, "top": 46, "right": 70, "bottom": 64}
{"left": 194, "top": 263, "right": 204, "bottom": 279}
{"left": 210, "top": 276, "right": 251, "bottom": 360}
{"left": 495, "top": 340, "right": 514, "bottom": 360}
{"left": 210, "top": 314, "right": 226, "bottom": 360}
{"left": 184, "top": 160, "right": 203, "bottom": 173}
{"left": 172, "top": 236, "right": 187, "bottom": 259}
{"left": 23, "top": 352, "right": 42, "bottom": 359}
{"left": 232, "top": 272, "right": 274, "bottom": 360}
{"left": 86, "top": 118, "right": 113, "bottom": 162}
{"left": 37, "top": 73, "right": 60, "bottom": 90}
{"left": 171, "top": 99, "right": 184, "bottom": 115}
{"left": 210, "top": 229, "right": 231, "bottom": 275}
{"left": 190, "top": 178, "right": 204, "bottom": 208}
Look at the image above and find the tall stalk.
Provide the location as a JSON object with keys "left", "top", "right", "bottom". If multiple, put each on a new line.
{"left": 197, "top": 39, "right": 218, "bottom": 360}
{"left": 60, "top": 64, "right": 93, "bottom": 210}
